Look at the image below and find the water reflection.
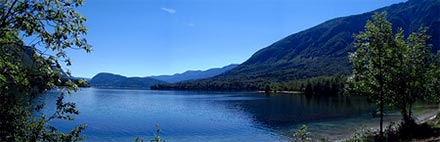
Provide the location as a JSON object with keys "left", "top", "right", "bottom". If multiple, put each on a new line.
{"left": 36, "top": 88, "right": 426, "bottom": 141}
{"left": 226, "top": 94, "right": 374, "bottom": 129}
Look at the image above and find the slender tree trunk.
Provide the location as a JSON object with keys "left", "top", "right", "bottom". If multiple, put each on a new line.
{"left": 401, "top": 92, "right": 411, "bottom": 123}
{"left": 402, "top": 103, "right": 409, "bottom": 122}
{"left": 409, "top": 102, "right": 413, "bottom": 119}
{"left": 380, "top": 91, "right": 384, "bottom": 138}
{"left": 378, "top": 46, "right": 384, "bottom": 139}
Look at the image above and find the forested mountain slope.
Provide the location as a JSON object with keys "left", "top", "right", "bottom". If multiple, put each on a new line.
{"left": 153, "top": 0, "right": 440, "bottom": 91}
{"left": 90, "top": 73, "right": 166, "bottom": 89}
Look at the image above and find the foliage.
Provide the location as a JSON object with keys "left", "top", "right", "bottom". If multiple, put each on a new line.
{"left": 150, "top": 126, "right": 165, "bottom": 142}
{"left": 347, "top": 12, "right": 396, "bottom": 136}
{"left": 344, "top": 128, "right": 375, "bottom": 142}
{"left": 74, "top": 79, "right": 90, "bottom": 87}
{"left": 343, "top": 123, "right": 403, "bottom": 142}
{"left": 291, "top": 76, "right": 346, "bottom": 96}
{"left": 344, "top": 121, "right": 440, "bottom": 142}
{"left": 134, "top": 125, "right": 165, "bottom": 142}
{"left": 152, "top": 76, "right": 347, "bottom": 96}
{"left": 427, "top": 112, "right": 440, "bottom": 128}
{"left": 292, "top": 124, "right": 330, "bottom": 142}
{"left": 343, "top": 126, "right": 383, "bottom": 142}
{"left": 293, "top": 124, "right": 312, "bottom": 142}
{"left": 347, "top": 11, "right": 440, "bottom": 137}
{"left": 0, "top": 0, "right": 91, "bottom": 141}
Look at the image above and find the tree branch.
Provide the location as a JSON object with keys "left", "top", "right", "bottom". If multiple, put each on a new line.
{"left": 0, "top": 0, "right": 19, "bottom": 31}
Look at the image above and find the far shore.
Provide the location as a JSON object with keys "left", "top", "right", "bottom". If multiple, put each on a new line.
{"left": 257, "top": 90, "right": 303, "bottom": 94}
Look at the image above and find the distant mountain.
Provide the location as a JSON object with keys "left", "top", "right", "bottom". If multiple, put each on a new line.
{"left": 90, "top": 73, "right": 166, "bottom": 89}
{"left": 70, "top": 77, "right": 91, "bottom": 82}
{"left": 153, "top": 0, "right": 440, "bottom": 91}
{"left": 150, "top": 64, "right": 238, "bottom": 83}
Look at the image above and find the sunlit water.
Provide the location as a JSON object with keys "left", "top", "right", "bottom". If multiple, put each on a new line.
{"left": 35, "top": 88, "right": 437, "bottom": 141}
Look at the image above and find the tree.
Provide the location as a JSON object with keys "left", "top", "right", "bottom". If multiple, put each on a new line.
{"left": 348, "top": 12, "right": 440, "bottom": 139}
{"left": 0, "top": 0, "right": 91, "bottom": 141}
{"left": 389, "top": 27, "right": 435, "bottom": 123}
{"left": 348, "top": 12, "right": 394, "bottom": 137}
{"left": 304, "top": 83, "right": 313, "bottom": 96}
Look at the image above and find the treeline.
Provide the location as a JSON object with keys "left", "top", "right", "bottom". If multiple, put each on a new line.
{"left": 150, "top": 78, "right": 263, "bottom": 91}
{"left": 151, "top": 76, "right": 347, "bottom": 95}
{"left": 265, "top": 76, "right": 346, "bottom": 96}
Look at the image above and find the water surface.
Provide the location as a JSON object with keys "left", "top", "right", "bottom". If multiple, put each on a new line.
{"left": 36, "top": 88, "right": 436, "bottom": 141}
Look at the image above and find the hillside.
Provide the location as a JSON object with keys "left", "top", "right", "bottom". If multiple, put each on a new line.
{"left": 90, "top": 73, "right": 166, "bottom": 89}
{"left": 152, "top": 0, "right": 440, "bottom": 91}
{"left": 150, "top": 64, "right": 238, "bottom": 83}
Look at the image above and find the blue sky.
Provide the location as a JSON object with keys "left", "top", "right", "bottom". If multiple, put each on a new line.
{"left": 67, "top": 0, "right": 406, "bottom": 78}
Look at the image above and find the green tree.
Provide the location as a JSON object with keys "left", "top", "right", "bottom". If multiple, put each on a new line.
{"left": 0, "top": 0, "right": 91, "bottom": 141}
{"left": 348, "top": 12, "right": 440, "bottom": 139}
{"left": 388, "top": 27, "right": 436, "bottom": 123}
{"left": 348, "top": 12, "right": 395, "bottom": 137}
{"left": 304, "top": 83, "right": 313, "bottom": 96}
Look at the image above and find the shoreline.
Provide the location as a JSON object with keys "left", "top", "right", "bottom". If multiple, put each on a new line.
{"left": 333, "top": 108, "right": 439, "bottom": 141}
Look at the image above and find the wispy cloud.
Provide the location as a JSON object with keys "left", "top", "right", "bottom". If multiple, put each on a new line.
{"left": 161, "top": 7, "right": 176, "bottom": 14}
{"left": 187, "top": 23, "right": 195, "bottom": 27}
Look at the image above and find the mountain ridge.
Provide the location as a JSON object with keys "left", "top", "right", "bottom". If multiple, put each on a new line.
{"left": 152, "top": 0, "right": 440, "bottom": 91}
{"left": 90, "top": 72, "right": 166, "bottom": 89}
{"left": 89, "top": 64, "right": 238, "bottom": 89}
{"left": 150, "top": 64, "right": 238, "bottom": 83}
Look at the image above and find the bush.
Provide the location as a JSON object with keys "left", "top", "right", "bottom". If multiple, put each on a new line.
{"left": 293, "top": 124, "right": 312, "bottom": 142}
{"left": 344, "top": 120, "right": 440, "bottom": 142}
{"left": 135, "top": 125, "right": 165, "bottom": 142}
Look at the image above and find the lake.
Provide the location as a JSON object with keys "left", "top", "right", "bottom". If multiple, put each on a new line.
{"left": 35, "top": 88, "right": 437, "bottom": 141}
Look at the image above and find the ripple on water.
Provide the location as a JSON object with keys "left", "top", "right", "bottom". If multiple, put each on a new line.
{"left": 36, "top": 88, "right": 437, "bottom": 141}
